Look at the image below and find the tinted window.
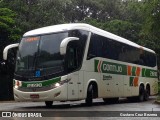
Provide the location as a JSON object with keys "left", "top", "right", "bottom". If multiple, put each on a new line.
{"left": 87, "top": 33, "right": 103, "bottom": 59}
{"left": 66, "top": 30, "right": 88, "bottom": 72}
{"left": 103, "top": 38, "right": 121, "bottom": 60}
{"left": 87, "top": 33, "right": 156, "bottom": 67}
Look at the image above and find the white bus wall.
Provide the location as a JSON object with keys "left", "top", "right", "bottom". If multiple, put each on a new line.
{"left": 82, "top": 57, "right": 158, "bottom": 99}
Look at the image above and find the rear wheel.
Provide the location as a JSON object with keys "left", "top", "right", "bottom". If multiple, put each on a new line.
{"left": 45, "top": 101, "right": 53, "bottom": 107}
{"left": 127, "top": 86, "right": 145, "bottom": 102}
{"left": 144, "top": 87, "right": 150, "bottom": 101}
{"left": 85, "top": 85, "right": 93, "bottom": 106}
{"left": 138, "top": 86, "right": 145, "bottom": 102}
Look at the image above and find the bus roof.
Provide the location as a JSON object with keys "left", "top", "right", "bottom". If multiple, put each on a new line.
{"left": 23, "top": 23, "right": 155, "bottom": 54}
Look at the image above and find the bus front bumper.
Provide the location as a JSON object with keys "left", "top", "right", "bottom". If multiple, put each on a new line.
{"left": 13, "top": 85, "right": 68, "bottom": 102}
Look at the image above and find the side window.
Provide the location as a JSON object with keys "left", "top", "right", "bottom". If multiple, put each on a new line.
{"left": 66, "top": 30, "right": 89, "bottom": 73}
{"left": 70, "top": 30, "right": 88, "bottom": 67}
{"left": 142, "top": 51, "right": 156, "bottom": 67}
{"left": 87, "top": 33, "right": 103, "bottom": 60}
{"left": 103, "top": 38, "right": 122, "bottom": 60}
{"left": 67, "top": 45, "right": 78, "bottom": 71}
{"left": 87, "top": 33, "right": 157, "bottom": 68}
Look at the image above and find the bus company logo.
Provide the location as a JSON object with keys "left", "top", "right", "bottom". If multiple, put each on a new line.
{"left": 102, "top": 63, "right": 122, "bottom": 73}
{"left": 27, "top": 83, "right": 42, "bottom": 88}
{"left": 95, "top": 60, "right": 123, "bottom": 74}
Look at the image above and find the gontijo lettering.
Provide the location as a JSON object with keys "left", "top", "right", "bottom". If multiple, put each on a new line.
{"left": 103, "top": 63, "right": 122, "bottom": 73}
{"left": 95, "top": 60, "right": 127, "bottom": 75}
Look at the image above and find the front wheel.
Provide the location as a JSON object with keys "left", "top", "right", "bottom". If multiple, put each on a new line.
{"left": 45, "top": 101, "right": 53, "bottom": 107}
{"left": 85, "top": 85, "right": 93, "bottom": 106}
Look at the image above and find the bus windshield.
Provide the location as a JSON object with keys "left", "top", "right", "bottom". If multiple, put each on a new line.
{"left": 15, "top": 32, "right": 68, "bottom": 79}
{"left": 15, "top": 30, "right": 89, "bottom": 81}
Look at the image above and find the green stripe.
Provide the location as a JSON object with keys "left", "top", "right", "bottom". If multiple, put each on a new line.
{"left": 129, "top": 77, "right": 134, "bottom": 86}
{"left": 94, "top": 60, "right": 99, "bottom": 72}
{"left": 132, "top": 67, "right": 136, "bottom": 76}
{"left": 142, "top": 68, "right": 146, "bottom": 77}
{"left": 94, "top": 59, "right": 157, "bottom": 78}
{"left": 142, "top": 68, "right": 157, "bottom": 78}
{"left": 21, "top": 77, "right": 61, "bottom": 87}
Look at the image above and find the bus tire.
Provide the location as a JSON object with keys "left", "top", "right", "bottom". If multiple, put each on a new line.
{"left": 138, "top": 86, "right": 145, "bottom": 102}
{"left": 144, "top": 88, "right": 149, "bottom": 101}
{"left": 45, "top": 101, "right": 53, "bottom": 107}
{"left": 85, "top": 84, "right": 93, "bottom": 106}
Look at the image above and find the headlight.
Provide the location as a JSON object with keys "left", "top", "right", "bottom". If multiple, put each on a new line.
{"left": 55, "top": 83, "right": 60, "bottom": 87}
{"left": 53, "top": 79, "right": 71, "bottom": 88}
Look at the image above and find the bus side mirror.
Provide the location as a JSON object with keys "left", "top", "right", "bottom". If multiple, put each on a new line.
{"left": 0, "top": 43, "right": 19, "bottom": 74}
{"left": 60, "top": 37, "right": 79, "bottom": 55}
{"left": 3, "top": 43, "right": 19, "bottom": 61}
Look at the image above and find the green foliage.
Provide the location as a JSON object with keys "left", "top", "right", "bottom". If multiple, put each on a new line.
{"left": 138, "top": 0, "right": 160, "bottom": 66}
{"left": 0, "top": 8, "right": 21, "bottom": 42}
{"left": 0, "top": 0, "right": 160, "bottom": 66}
{"left": 0, "top": 8, "right": 21, "bottom": 62}
{"left": 84, "top": 18, "right": 141, "bottom": 43}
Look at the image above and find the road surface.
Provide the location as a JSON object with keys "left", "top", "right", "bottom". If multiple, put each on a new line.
{"left": 0, "top": 96, "right": 160, "bottom": 120}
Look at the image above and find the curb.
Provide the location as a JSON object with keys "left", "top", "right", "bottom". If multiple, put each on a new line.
{"left": 0, "top": 100, "right": 16, "bottom": 103}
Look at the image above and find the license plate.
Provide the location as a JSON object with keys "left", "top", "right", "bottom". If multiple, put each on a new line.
{"left": 30, "top": 94, "right": 39, "bottom": 99}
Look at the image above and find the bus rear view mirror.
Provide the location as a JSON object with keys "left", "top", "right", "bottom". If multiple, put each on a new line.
{"left": 60, "top": 37, "right": 79, "bottom": 55}
{"left": 3, "top": 43, "right": 19, "bottom": 61}
{"left": 1, "top": 43, "right": 19, "bottom": 74}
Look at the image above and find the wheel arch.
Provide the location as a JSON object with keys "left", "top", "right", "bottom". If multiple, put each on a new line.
{"left": 139, "top": 82, "right": 145, "bottom": 93}
{"left": 85, "top": 79, "right": 98, "bottom": 98}
{"left": 139, "top": 82, "right": 145, "bottom": 89}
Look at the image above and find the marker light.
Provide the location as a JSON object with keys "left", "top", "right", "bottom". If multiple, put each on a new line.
{"left": 14, "top": 80, "right": 22, "bottom": 89}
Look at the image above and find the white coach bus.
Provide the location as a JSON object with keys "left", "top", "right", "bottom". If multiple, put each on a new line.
{"left": 3, "top": 23, "right": 158, "bottom": 107}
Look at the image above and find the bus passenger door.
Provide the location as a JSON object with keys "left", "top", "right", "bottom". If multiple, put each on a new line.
{"left": 67, "top": 71, "right": 83, "bottom": 100}
{"left": 67, "top": 72, "right": 79, "bottom": 100}
{"left": 66, "top": 46, "right": 80, "bottom": 100}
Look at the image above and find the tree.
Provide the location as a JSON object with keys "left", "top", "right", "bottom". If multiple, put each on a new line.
{"left": 0, "top": 8, "right": 21, "bottom": 60}
{"left": 138, "top": 0, "right": 160, "bottom": 65}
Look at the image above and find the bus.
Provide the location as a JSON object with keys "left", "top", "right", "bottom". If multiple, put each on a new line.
{"left": 3, "top": 23, "right": 158, "bottom": 107}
